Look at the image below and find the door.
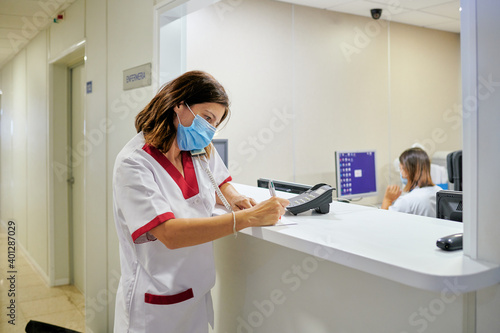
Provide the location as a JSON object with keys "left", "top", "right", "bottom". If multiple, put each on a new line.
{"left": 69, "top": 63, "right": 85, "bottom": 293}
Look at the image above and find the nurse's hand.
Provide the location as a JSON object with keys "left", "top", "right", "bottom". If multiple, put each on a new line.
{"left": 242, "top": 197, "right": 290, "bottom": 227}
{"left": 230, "top": 195, "right": 257, "bottom": 210}
{"left": 220, "top": 183, "right": 257, "bottom": 210}
{"left": 381, "top": 185, "right": 402, "bottom": 209}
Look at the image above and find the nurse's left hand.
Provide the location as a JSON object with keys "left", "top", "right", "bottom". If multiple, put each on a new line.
{"left": 230, "top": 195, "right": 257, "bottom": 211}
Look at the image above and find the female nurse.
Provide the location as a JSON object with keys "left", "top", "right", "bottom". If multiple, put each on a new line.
{"left": 112, "top": 70, "right": 289, "bottom": 332}
{"left": 381, "top": 147, "right": 442, "bottom": 217}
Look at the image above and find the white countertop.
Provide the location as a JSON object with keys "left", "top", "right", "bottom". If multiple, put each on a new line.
{"left": 214, "top": 183, "right": 500, "bottom": 293}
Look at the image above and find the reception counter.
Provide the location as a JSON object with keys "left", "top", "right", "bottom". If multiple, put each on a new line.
{"left": 217, "top": 184, "right": 500, "bottom": 293}
{"left": 211, "top": 184, "right": 500, "bottom": 333}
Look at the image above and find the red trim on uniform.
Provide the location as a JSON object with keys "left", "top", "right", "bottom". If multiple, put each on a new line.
{"left": 182, "top": 151, "right": 198, "bottom": 196}
{"left": 145, "top": 288, "right": 194, "bottom": 305}
{"left": 131, "top": 212, "right": 175, "bottom": 243}
{"left": 219, "top": 176, "right": 232, "bottom": 188}
{"left": 142, "top": 144, "right": 199, "bottom": 199}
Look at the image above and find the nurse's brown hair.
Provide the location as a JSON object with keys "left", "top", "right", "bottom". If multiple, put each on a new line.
{"left": 399, "top": 147, "right": 435, "bottom": 192}
{"left": 135, "top": 70, "right": 230, "bottom": 155}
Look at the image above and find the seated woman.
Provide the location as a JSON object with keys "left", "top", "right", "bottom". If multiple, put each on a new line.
{"left": 382, "top": 147, "right": 443, "bottom": 217}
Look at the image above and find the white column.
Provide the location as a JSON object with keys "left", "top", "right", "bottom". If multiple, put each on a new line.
{"left": 461, "top": 1, "right": 500, "bottom": 332}
{"left": 461, "top": 0, "right": 500, "bottom": 265}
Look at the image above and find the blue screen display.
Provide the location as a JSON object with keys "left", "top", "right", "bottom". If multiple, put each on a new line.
{"left": 337, "top": 151, "right": 377, "bottom": 198}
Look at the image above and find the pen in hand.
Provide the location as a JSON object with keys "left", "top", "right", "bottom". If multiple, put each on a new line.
{"left": 268, "top": 180, "right": 276, "bottom": 197}
{"left": 268, "top": 180, "right": 281, "bottom": 220}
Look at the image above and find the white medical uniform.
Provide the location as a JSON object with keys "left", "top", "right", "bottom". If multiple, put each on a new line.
{"left": 389, "top": 185, "right": 443, "bottom": 217}
{"left": 113, "top": 132, "right": 231, "bottom": 333}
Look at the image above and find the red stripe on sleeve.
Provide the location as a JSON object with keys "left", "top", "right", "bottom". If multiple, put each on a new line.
{"left": 219, "top": 176, "right": 232, "bottom": 188}
{"left": 131, "top": 212, "right": 175, "bottom": 243}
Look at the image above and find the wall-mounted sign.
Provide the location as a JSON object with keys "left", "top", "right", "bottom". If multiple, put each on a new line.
{"left": 123, "top": 63, "right": 152, "bottom": 91}
{"left": 86, "top": 81, "right": 92, "bottom": 94}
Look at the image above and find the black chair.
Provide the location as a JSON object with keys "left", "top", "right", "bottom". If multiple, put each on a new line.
{"left": 436, "top": 190, "right": 463, "bottom": 222}
{"left": 25, "top": 320, "right": 81, "bottom": 333}
{"left": 446, "top": 150, "right": 462, "bottom": 191}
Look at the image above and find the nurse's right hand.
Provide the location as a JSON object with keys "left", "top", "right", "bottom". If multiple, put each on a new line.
{"left": 381, "top": 184, "right": 402, "bottom": 210}
{"left": 240, "top": 197, "right": 290, "bottom": 227}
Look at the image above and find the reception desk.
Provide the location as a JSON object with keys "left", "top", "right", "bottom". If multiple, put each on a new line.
{"left": 211, "top": 184, "right": 500, "bottom": 333}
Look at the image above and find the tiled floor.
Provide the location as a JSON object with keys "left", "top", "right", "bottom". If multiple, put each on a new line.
{"left": 0, "top": 227, "right": 86, "bottom": 332}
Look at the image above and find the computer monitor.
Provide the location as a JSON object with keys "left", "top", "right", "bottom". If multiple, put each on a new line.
{"left": 335, "top": 150, "right": 377, "bottom": 200}
{"left": 436, "top": 190, "right": 463, "bottom": 222}
{"left": 212, "top": 139, "right": 228, "bottom": 167}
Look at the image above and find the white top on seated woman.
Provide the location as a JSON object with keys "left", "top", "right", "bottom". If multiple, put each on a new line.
{"left": 382, "top": 147, "right": 442, "bottom": 217}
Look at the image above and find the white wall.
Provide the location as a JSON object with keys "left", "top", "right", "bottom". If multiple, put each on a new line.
{"left": 0, "top": 58, "right": 17, "bottom": 234}
{"left": 84, "top": 0, "right": 111, "bottom": 330}
{"left": 105, "top": 0, "right": 156, "bottom": 330}
{"left": 12, "top": 50, "right": 28, "bottom": 249}
{"left": 48, "top": 0, "right": 85, "bottom": 59}
{"left": 0, "top": 35, "right": 50, "bottom": 278}
{"left": 185, "top": 0, "right": 462, "bottom": 205}
{"left": 389, "top": 23, "right": 462, "bottom": 168}
{"left": 27, "top": 30, "right": 50, "bottom": 276}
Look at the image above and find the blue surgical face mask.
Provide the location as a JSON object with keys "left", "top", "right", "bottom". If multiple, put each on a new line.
{"left": 400, "top": 171, "right": 408, "bottom": 186}
{"left": 176, "top": 103, "right": 216, "bottom": 151}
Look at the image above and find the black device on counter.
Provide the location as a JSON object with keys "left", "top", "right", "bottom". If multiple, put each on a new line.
{"left": 257, "top": 178, "right": 312, "bottom": 194}
{"left": 436, "top": 233, "right": 463, "bottom": 251}
{"left": 286, "top": 183, "right": 335, "bottom": 215}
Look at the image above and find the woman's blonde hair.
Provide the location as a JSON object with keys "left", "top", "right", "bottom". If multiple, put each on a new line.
{"left": 135, "top": 71, "right": 230, "bottom": 155}
{"left": 399, "top": 147, "right": 435, "bottom": 192}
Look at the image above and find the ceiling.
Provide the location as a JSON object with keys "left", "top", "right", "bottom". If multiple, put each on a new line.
{"left": 0, "top": 0, "right": 74, "bottom": 70}
{"left": 0, "top": 0, "right": 460, "bottom": 71}
{"left": 277, "top": 0, "right": 461, "bottom": 32}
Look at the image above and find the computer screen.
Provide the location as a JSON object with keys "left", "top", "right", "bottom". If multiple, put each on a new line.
{"left": 212, "top": 139, "right": 228, "bottom": 167}
{"left": 335, "top": 150, "right": 377, "bottom": 199}
{"left": 436, "top": 190, "right": 463, "bottom": 222}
